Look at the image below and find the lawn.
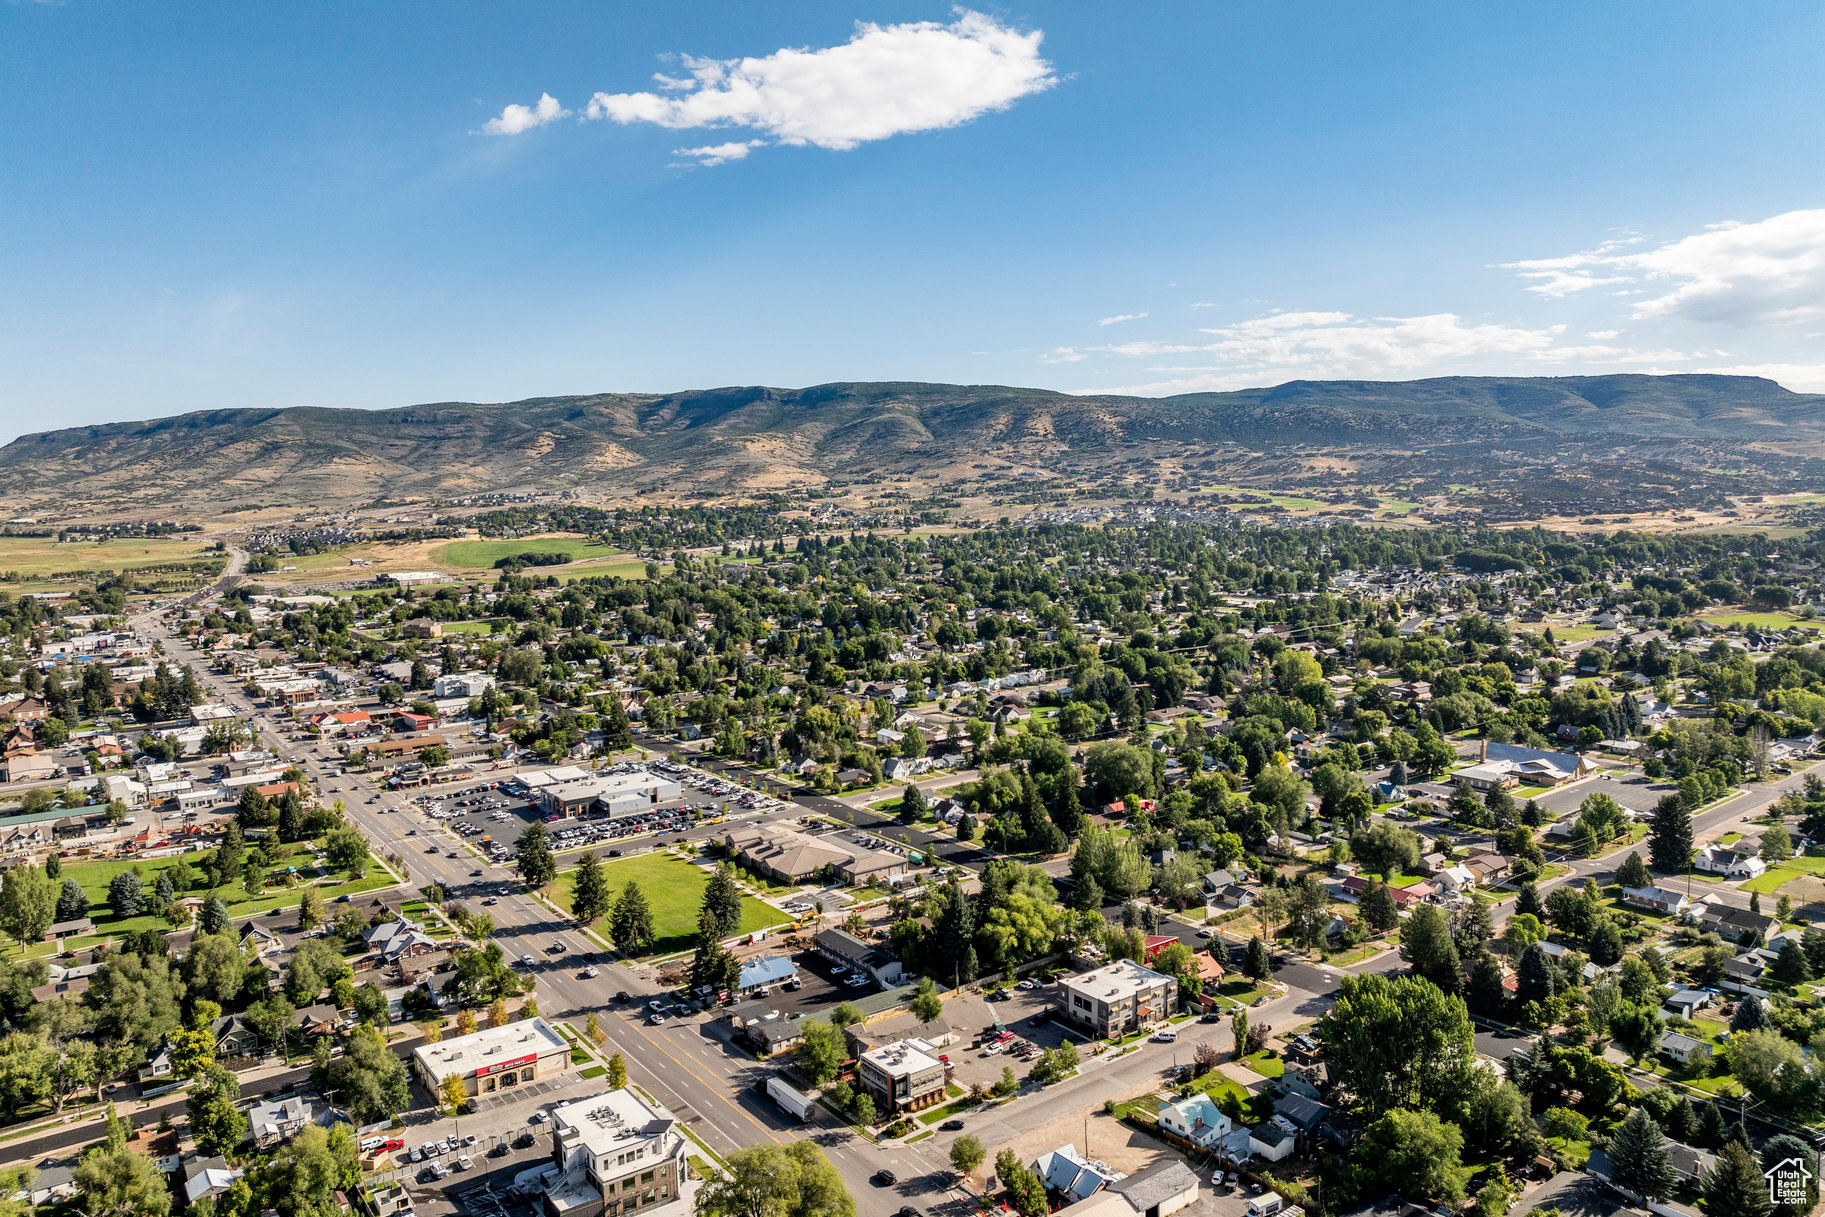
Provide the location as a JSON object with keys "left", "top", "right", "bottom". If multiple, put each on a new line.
{"left": 440, "top": 620, "right": 499, "bottom": 634}
{"left": 433, "top": 534, "right": 624, "bottom": 569}
{"left": 1186, "top": 1069, "right": 1274, "bottom": 1121}
{"left": 0, "top": 535, "right": 223, "bottom": 579}
{"left": 1518, "top": 623, "right": 1614, "bottom": 644}
{"left": 1696, "top": 606, "right": 1812, "bottom": 631}
{"left": 1240, "top": 1050, "right": 1284, "bottom": 1078}
{"left": 24, "top": 842, "right": 393, "bottom": 957}
{"left": 1740, "top": 854, "right": 1825, "bottom": 894}
{"left": 551, "top": 852, "right": 788, "bottom": 957}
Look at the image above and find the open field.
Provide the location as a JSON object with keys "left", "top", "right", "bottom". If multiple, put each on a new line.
{"left": 1515, "top": 622, "right": 1615, "bottom": 644}
{"left": 256, "top": 532, "right": 652, "bottom": 586}
{"left": 0, "top": 535, "right": 221, "bottom": 578}
{"left": 551, "top": 852, "right": 788, "bottom": 957}
{"left": 1696, "top": 606, "right": 1816, "bottom": 630}
{"left": 431, "top": 534, "right": 623, "bottom": 568}
{"left": 21, "top": 842, "right": 395, "bottom": 958}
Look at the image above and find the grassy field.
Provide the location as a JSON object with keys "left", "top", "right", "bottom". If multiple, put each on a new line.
{"left": 23, "top": 842, "right": 393, "bottom": 958}
{"left": 0, "top": 535, "right": 221, "bottom": 578}
{"left": 1517, "top": 622, "right": 1614, "bottom": 644}
{"left": 1697, "top": 606, "right": 1814, "bottom": 631}
{"left": 432, "top": 534, "right": 623, "bottom": 569}
{"left": 1740, "top": 852, "right": 1825, "bottom": 894}
{"left": 551, "top": 852, "right": 788, "bottom": 957}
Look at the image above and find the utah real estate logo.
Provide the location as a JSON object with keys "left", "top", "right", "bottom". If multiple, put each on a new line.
{"left": 1766, "top": 1156, "right": 1814, "bottom": 1206}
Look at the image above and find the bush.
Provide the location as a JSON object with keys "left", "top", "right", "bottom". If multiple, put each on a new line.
{"left": 1543, "top": 1106, "right": 1590, "bottom": 1141}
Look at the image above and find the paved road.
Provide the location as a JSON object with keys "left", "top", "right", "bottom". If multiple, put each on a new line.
{"left": 131, "top": 611, "right": 928, "bottom": 1216}
{"left": 120, "top": 606, "right": 1813, "bottom": 1212}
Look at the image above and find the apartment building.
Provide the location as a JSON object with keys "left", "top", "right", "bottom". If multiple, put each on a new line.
{"left": 544, "top": 1089, "right": 693, "bottom": 1217}
{"left": 1056, "top": 960, "right": 1175, "bottom": 1038}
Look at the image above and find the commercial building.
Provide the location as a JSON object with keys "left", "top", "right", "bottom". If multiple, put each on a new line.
{"left": 723, "top": 823, "right": 909, "bottom": 885}
{"left": 813, "top": 928, "right": 904, "bottom": 986}
{"left": 537, "top": 772, "right": 682, "bottom": 819}
{"left": 411, "top": 1017, "right": 571, "bottom": 1099}
{"left": 1056, "top": 960, "right": 1175, "bottom": 1038}
{"left": 855, "top": 1038, "right": 947, "bottom": 1114}
{"left": 544, "top": 1088, "right": 693, "bottom": 1217}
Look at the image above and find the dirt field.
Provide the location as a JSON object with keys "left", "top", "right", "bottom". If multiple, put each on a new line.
{"left": 992, "top": 1096, "right": 1176, "bottom": 1177}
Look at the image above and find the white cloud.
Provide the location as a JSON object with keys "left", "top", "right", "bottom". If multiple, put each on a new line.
{"left": 1038, "top": 346, "right": 1086, "bottom": 364}
{"left": 1503, "top": 209, "right": 1825, "bottom": 325}
{"left": 1083, "top": 309, "right": 1567, "bottom": 395}
{"left": 481, "top": 92, "right": 571, "bottom": 135}
{"left": 582, "top": 10, "right": 1054, "bottom": 160}
{"left": 1097, "top": 313, "right": 1147, "bottom": 326}
{"left": 671, "top": 140, "right": 765, "bottom": 166}
{"left": 1587, "top": 330, "right": 1620, "bottom": 340}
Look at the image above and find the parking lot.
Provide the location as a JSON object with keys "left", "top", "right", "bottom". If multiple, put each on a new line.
{"left": 1534, "top": 770, "right": 1669, "bottom": 817}
{"left": 403, "top": 762, "right": 795, "bottom": 867}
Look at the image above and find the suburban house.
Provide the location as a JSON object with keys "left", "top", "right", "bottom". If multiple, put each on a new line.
{"left": 1693, "top": 903, "right": 1779, "bottom": 942}
{"left": 1694, "top": 847, "right": 1767, "bottom": 880}
{"left": 1157, "top": 1094, "right": 1232, "bottom": 1149}
{"left": 1621, "top": 885, "right": 1689, "bottom": 915}
{"left": 1033, "top": 1145, "right": 1122, "bottom": 1205}
{"left": 1658, "top": 1030, "right": 1713, "bottom": 1066}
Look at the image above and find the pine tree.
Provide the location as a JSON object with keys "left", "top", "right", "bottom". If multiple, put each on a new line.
{"left": 571, "top": 852, "right": 610, "bottom": 924}
{"left": 1516, "top": 941, "right": 1555, "bottom": 1007}
{"left": 702, "top": 866, "right": 744, "bottom": 937}
{"left": 1648, "top": 793, "right": 1694, "bottom": 873}
{"left": 1695, "top": 1100, "right": 1729, "bottom": 1149}
{"left": 1607, "top": 1107, "right": 1675, "bottom": 1201}
{"left": 200, "top": 895, "right": 229, "bottom": 935}
{"left": 54, "top": 877, "right": 87, "bottom": 923}
{"left": 44, "top": 852, "right": 59, "bottom": 881}
{"left": 1467, "top": 950, "right": 1508, "bottom": 1018}
{"left": 1516, "top": 881, "right": 1543, "bottom": 919}
{"left": 1243, "top": 936, "right": 1271, "bottom": 981}
{"left": 609, "top": 881, "right": 655, "bottom": 956}
{"left": 1771, "top": 939, "right": 1813, "bottom": 988}
{"left": 1731, "top": 996, "right": 1767, "bottom": 1034}
{"left": 517, "top": 821, "right": 557, "bottom": 889}
{"left": 1705, "top": 1141, "right": 1773, "bottom": 1217}
{"left": 1616, "top": 851, "right": 1652, "bottom": 890}
{"left": 1052, "top": 773, "right": 1084, "bottom": 839}
{"left": 1361, "top": 881, "right": 1399, "bottom": 933}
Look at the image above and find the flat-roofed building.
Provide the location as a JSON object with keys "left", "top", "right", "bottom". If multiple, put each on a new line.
{"left": 544, "top": 1088, "right": 693, "bottom": 1217}
{"left": 1056, "top": 960, "right": 1175, "bottom": 1038}
{"left": 412, "top": 1016, "right": 571, "bottom": 1099}
{"left": 856, "top": 1038, "right": 947, "bottom": 1114}
{"left": 537, "top": 772, "right": 681, "bottom": 819}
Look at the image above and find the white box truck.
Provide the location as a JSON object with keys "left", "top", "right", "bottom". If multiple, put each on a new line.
{"left": 766, "top": 1077, "right": 817, "bottom": 1122}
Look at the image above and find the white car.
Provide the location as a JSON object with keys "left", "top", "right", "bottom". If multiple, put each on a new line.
{"left": 455, "top": 1155, "right": 474, "bottom": 1172}
{"left": 1150, "top": 1029, "right": 1178, "bottom": 1043}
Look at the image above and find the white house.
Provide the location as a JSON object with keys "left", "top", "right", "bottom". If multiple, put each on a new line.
{"left": 1157, "top": 1094, "right": 1232, "bottom": 1149}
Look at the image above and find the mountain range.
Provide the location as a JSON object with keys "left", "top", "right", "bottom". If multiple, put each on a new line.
{"left": 5, "top": 374, "right": 1823, "bottom": 516}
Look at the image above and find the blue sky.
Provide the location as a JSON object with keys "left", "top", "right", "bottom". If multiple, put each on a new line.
{"left": 5, "top": 2, "right": 1825, "bottom": 442}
